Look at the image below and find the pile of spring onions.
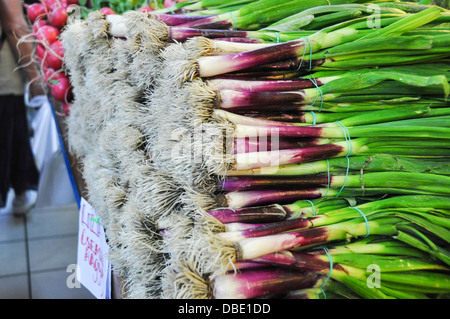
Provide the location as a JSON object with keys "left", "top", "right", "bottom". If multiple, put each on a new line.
{"left": 152, "top": 0, "right": 450, "bottom": 299}
{"left": 61, "top": 0, "right": 450, "bottom": 299}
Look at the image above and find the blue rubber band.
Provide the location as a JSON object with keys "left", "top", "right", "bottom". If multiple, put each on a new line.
{"left": 314, "top": 287, "right": 327, "bottom": 299}
{"left": 335, "top": 156, "right": 350, "bottom": 197}
{"left": 350, "top": 207, "right": 370, "bottom": 238}
{"left": 296, "top": 37, "right": 313, "bottom": 72}
{"left": 313, "top": 246, "right": 333, "bottom": 289}
{"left": 229, "top": 12, "right": 238, "bottom": 31}
{"left": 304, "top": 199, "right": 316, "bottom": 216}
{"left": 305, "top": 37, "right": 313, "bottom": 72}
{"left": 296, "top": 38, "right": 307, "bottom": 71}
{"left": 335, "top": 121, "right": 352, "bottom": 157}
{"left": 322, "top": 246, "right": 333, "bottom": 286}
{"left": 310, "top": 111, "right": 317, "bottom": 125}
{"left": 299, "top": 75, "right": 324, "bottom": 112}
{"left": 325, "top": 159, "right": 330, "bottom": 197}
{"left": 334, "top": 121, "right": 352, "bottom": 197}
{"left": 275, "top": 32, "right": 280, "bottom": 43}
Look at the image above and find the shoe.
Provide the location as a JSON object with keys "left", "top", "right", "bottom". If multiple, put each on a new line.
{"left": 13, "top": 190, "right": 37, "bottom": 216}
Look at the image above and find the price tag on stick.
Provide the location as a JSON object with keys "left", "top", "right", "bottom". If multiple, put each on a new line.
{"left": 77, "top": 197, "right": 111, "bottom": 299}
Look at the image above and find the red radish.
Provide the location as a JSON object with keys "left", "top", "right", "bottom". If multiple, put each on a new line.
{"left": 99, "top": 7, "right": 116, "bottom": 15}
{"left": 36, "top": 44, "right": 46, "bottom": 61}
{"left": 50, "top": 75, "right": 72, "bottom": 101}
{"left": 138, "top": 5, "right": 153, "bottom": 13}
{"left": 48, "top": 7, "right": 68, "bottom": 29}
{"left": 66, "top": 0, "right": 79, "bottom": 4}
{"left": 35, "top": 25, "right": 60, "bottom": 46}
{"left": 43, "top": 68, "right": 64, "bottom": 84}
{"left": 44, "top": 41, "right": 64, "bottom": 70}
{"left": 24, "top": 3, "right": 46, "bottom": 23}
{"left": 45, "top": 41, "right": 64, "bottom": 70}
{"left": 44, "top": 68, "right": 56, "bottom": 82}
{"left": 47, "top": 68, "right": 67, "bottom": 83}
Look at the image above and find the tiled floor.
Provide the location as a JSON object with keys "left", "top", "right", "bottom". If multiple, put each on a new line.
{"left": 0, "top": 191, "right": 95, "bottom": 299}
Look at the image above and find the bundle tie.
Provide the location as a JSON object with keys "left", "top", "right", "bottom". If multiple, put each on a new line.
{"left": 335, "top": 121, "right": 352, "bottom": 157}
{"left": 310, "top": 111, "right": 317, "bottom": 125}
{"left": 300, "top": 74, "right": 324, "bottom": 112}
{"left": 229, "top": 12, "right": 238, "bottom": 31}
{"left": 334, "top": 121, "right": 352, "bottom": 197}
{"left": 314, "top": 287, "right": 327, "bottom": 299}
{"left": 313, "top": 246, "right": 333, "bottom": 294}
{"left": 304, "top": 199, "right": 316, "bottom": 216}
{"left": 325, "top": 159, "right": 330, "bottom": 196}
{"left": 275, "top": 32, "right": 280, "bottom": 43}
{"left": 296, "top": 37, "right": 313, "bottom": 72}
{"left": 350, "top": 207, "right": 370, "bottom": 238}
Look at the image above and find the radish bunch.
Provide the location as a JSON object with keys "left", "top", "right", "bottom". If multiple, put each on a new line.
{"left": 24, "top": 0, "right": 184, "bottom": 114}
{"left": 25, "top": 0, "right": 77, "bottom": 114}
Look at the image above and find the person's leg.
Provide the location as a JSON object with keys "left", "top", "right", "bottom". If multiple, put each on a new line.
{"left": 9, "top": 95, "right": 39, "bottom": 215}
{"left": 0, "top": 96, "right": 14, "bottom": 208}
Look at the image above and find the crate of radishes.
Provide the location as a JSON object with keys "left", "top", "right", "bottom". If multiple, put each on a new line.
{"left": 23, "top": 0, "right": 189, "bottom": 115}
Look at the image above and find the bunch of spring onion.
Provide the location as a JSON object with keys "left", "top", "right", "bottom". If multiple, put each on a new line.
{"left": 232, "top": 30, "right": 450, "bottom": 74}
{"left": 105, "top": 1, "right": 399, "bottom": 48}
{"left": 152, "top": 6, "right": 446, "bottom": 85}
{"left": 211, "top": 236, "right": 450, "bottom": 299}
{"left": 117, "top": 3, "right": 450, "bottom": 301}
{"left": 103, "top": 0, "right": 449, "bottom": 66}
{"left": 162, "top": 3, "right": 412, "bottom": 41}
{"left": 185, "top": 63, "right": 450, "bottom": 122}
{"left": 173, "top": 0, "right": 397, "bottom": 30}
{"left": 153, "top": 0, "right": 392, "bottom": 31}
{"left": 180, "top": 63, "right": 450, "bottom": 209}
{"left": 204, "top": 156, "right": 450, "bottom": 208}
{"left": 173, "top": 59, "right": 449, "bottom": 185}
{"left": 153, "top": 3, "right": 449, "bottom": 231}
{"left": 164, "top": 11, "right": 450, "bottom": 182}
{"left": 196, "top": 194, "right": 450, "bottom": 298}
{"left": 101, "top": 4, "right": 449, "bottom": 101}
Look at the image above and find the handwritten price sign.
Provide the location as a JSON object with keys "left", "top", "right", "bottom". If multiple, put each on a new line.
{"left": 77, "top": 197, "right": 111, "bottom": 299}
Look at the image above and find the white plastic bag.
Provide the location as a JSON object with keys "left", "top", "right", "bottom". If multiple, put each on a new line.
{"left": 25, "top": 94, "right": 60, "bottom": 172}
{"left": 25, "top": 93, "right": 76, "bottom": 208}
